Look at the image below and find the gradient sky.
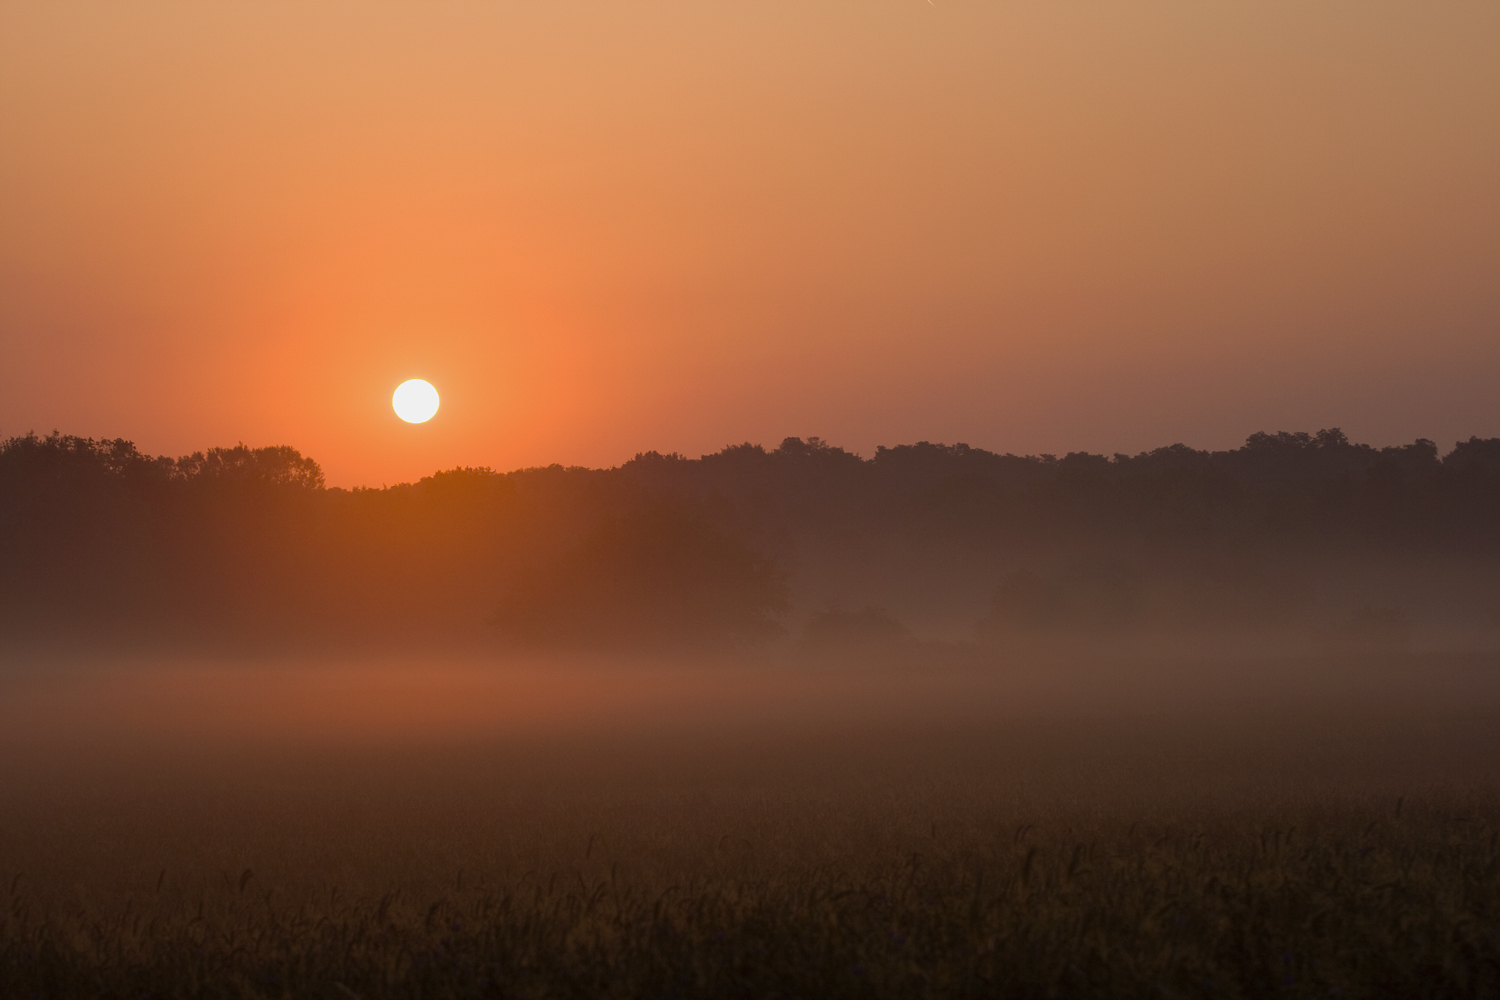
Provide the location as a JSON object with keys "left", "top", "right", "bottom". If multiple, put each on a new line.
{"left": 2, "top": 3, "right": 1497, "bottom": 487}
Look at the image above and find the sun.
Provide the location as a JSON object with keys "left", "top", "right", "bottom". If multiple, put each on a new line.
{"left": 392, "top": 379, "right": 440, "bottom": 423}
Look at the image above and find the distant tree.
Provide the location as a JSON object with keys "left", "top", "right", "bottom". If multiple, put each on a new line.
{"left": 979, "top": 562, "right": 1143, "bottom": 639}
{"left": 982, "top": 570, "right": 1061, "bottom": 632}
{"left": 176, "top": 444, "right": 324, "bottom": 489}
{"left": 1445, "top": 437, "right": 1500, "bottom": 477}
{"left": 0, "top": 432, "right": 175, "bottom": 483}
{"left": 490, "top": 505, "right": 788, "bottom": 650}
{"left": 774, "top": 436, "right": 856, "bottom": 464}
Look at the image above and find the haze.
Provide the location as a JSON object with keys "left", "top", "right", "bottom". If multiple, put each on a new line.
{"left": 2, "top": 3, "right": 1497, "bottom": 486}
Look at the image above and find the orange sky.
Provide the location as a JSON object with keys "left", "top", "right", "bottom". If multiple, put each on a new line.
{"left": 2, "top": 3, "right": 1497, "bottom": 487}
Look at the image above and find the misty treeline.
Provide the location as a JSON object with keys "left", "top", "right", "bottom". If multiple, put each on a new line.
{"left": 3, "top": 429, "right": 1500, "bottom": 653}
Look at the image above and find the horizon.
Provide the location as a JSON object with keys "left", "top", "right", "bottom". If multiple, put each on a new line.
{"left": 4, "top": 423, "right": 1486, "bottom": 489}
{"left": 3, "top": 3, "right": 1498, "bottom": 487}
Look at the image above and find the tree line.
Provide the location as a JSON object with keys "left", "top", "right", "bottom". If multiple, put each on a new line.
{"left": 2, "top": 428, "right": 1498, "bottom": 651}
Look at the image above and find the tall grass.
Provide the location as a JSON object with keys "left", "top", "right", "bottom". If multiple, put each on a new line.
{"left": 4, "top": 799, "right": 1498, "bottom": 998}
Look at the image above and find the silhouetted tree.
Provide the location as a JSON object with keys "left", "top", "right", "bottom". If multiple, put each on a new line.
{"left": 175, "top": 444, "right": 325, "bottom": 489}
{"left": 490, "top": 505, "right": 788, "bottom": 650}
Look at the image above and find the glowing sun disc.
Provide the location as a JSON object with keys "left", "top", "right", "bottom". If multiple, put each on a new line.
{"left": 392, "top": 379, "right": 440, "bottom": 423}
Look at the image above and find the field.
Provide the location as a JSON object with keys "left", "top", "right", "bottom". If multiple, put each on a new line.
{"left": 3, "top": 652, "right": 1500, "bottom": 998}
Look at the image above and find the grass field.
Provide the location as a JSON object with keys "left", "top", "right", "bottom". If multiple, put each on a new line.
{"left": 3, "top": 653, "right": 1499, "bottom": 998}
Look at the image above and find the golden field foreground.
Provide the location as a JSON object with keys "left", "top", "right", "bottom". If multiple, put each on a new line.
{"left": 2, "top": 652, "right": 1499, "bottom": 998}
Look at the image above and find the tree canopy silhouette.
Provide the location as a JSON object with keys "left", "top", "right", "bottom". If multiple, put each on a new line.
{"left": 3, "top": 427, "right": 1498, "bottom": 651}
{"left": 490, "top": 505, "right": 788, "bottom": 651}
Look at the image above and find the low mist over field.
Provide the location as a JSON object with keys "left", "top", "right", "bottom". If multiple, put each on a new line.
{"left": 6, "top": 645, "right": 1500, "bottom": 996}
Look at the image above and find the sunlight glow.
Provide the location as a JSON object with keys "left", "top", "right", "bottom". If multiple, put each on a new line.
{"left": 392, "top": 379, "right": 440, "bottom": 423}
